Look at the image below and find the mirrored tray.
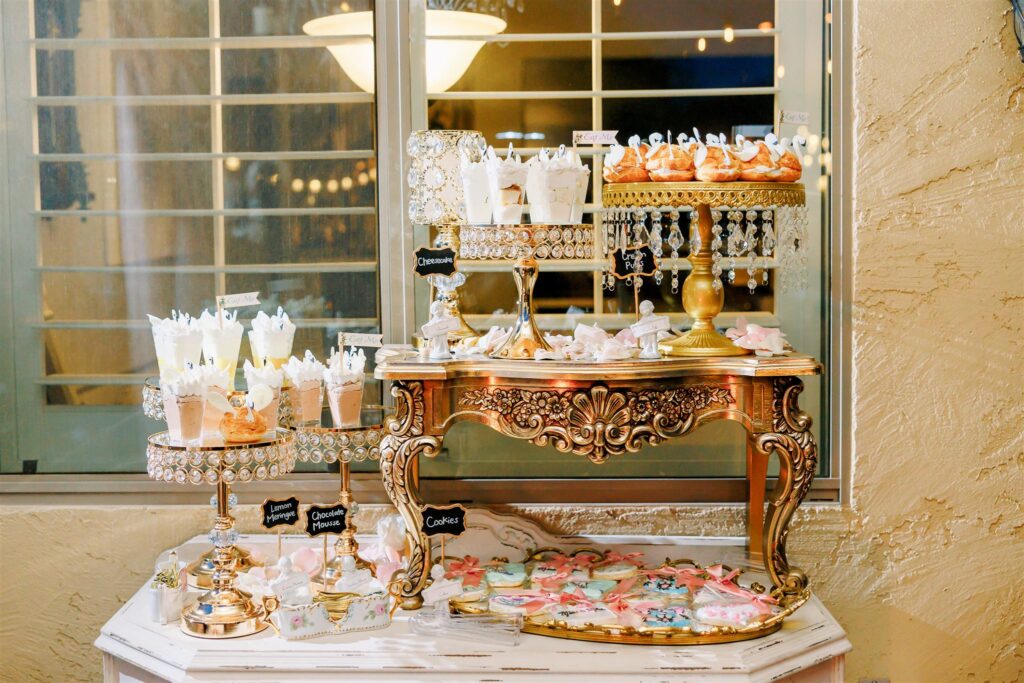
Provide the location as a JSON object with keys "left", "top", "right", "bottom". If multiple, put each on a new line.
{"left": 448, "top": 548, "right": 809, "bottom": 646}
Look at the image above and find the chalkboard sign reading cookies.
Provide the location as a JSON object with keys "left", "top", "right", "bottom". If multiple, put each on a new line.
{"left": 304, "top": 503, "right": 348, "bottom": 537}
{"left": 611, "top": 244, "right": 658, "bottom": 280}
{"left": 413, "top": 246, "right": 458, "bottom": 278}
{"left": 262, "top": 497, "right": 300, "bottom": 529}
{"left": 420, "top": 504, "right": 467, "bottom": 537}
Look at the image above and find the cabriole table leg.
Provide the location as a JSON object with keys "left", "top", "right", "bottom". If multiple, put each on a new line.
{"left": 380, "top": 380, "right": 440, "bottom": 610}
{"left": 756, "top": 376, "right": 818, "bottom": 597}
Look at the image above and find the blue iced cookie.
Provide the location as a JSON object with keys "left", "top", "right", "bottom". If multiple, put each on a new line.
{"left": 643, "top": 606, "right": 692, "bottom": 629}
{"left": 642, "top": 575, "right": 690, "bottom": 597}
{"left": 562, "top": 579, "right": 617, "bottom": 601}
{"left": 485, "top": 562, "right": 527, "bottom": 588}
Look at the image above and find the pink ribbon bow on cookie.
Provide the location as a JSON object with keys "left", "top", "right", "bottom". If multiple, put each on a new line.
{"left": 594, "top": 551, "right": 645, "bottom": 568}
{"left": 445, "top": 556, "right": 487, "bottom": 588}
{"left": 601, "top": 578, "right": 661, "bottom": 628}
{"left": 535, "top": 567, "right": 574, "bottom": 592}
{"left": 702, "top": 564, "right": 777, "bottom": 612}
{"left": 645, "top": 565, "right": 708, "bottom": 594}
{"left": 540, "top": 553, "right": 595, "bottom": 571}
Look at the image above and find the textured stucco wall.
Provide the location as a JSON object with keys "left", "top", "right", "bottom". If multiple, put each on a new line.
{"left": 2, "top": 1, "right": 1023, "bottom": 681}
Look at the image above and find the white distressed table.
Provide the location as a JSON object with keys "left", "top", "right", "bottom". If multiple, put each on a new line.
{"left": 96, "top": 510, "right": 850, "bottom": 682}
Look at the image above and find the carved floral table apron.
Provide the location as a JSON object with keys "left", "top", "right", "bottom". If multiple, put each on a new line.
{"left": 375, "top": 354, "right": 821, "bottom": 609}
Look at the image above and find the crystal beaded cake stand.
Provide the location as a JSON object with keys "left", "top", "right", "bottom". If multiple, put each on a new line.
{"left": 147, "top": 429, "right": 297, "bottom": 638}
{"left": 292, "top": 406, "right": 387, "bottom": 589}
{"left": 602, "top": 182, "right": 806, "bottom": 357}
{"left": 144, "top": 378, "right": 266, "bottom": 587}
{"left": 459, "top": 224, "right": 595, "bottom": 359}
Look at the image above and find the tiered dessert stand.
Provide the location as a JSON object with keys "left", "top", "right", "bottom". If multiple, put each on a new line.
{"left": 143, "top": 379, "right": 266, "bottom": 587}
{"left": 458, "top": 223, "right": 595, "bottom": 358}
{"left": 291, "top": 405, "right": 388, "bottom": 588}
{"left": 601, "top": 182, "right": 807, "bottom": 356}
{"left": 146, "top": 428, "right": 297, "bottom": 637}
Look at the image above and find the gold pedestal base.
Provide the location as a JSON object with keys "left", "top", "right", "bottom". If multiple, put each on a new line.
{"left": 187, "top": 545, "right": 261, "bottom": 589}
{"left": 180, "top": 586, "right": 268, "bottom": 639}
{"left": 491, "top": 257, "right": 551, "bottom": 360}
{"left": 659, "top": 327, "right": 750, "bottom": 357}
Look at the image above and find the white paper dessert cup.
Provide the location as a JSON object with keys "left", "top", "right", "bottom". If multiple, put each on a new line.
{"left": 461, "top": 160, "right": 491, "bottom": 224}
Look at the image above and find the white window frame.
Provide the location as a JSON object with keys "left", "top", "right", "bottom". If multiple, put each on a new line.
{"left": 0, "top": 0, "right": 848, "bottom": 506}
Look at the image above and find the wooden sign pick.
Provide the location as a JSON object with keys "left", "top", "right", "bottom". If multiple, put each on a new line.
{"left": 610, "top": 244, "right": 658, "bottom": 281}
{"left": 413, "top": 246, "right": 458, "bottom": 278}
{"left": 420, "top": 503, "right": 467, "bottom": 538}
{"left": 261, "top": 497, "right": 300, "bottom": 529}
{"left": 304, "top": 503, "right": 348, "bottom": 537}
{"left": 262, "top": 496, "right": 300, "bottom": 562}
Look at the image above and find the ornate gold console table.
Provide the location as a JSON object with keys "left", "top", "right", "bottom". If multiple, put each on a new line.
{"left": 376, "top": 354, "right": 821, "bottom": 610}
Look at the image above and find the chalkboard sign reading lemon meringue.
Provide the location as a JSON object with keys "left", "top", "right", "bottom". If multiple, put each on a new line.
{"left": 305, "top": 503, "right": 347, "bottom": 537}
{"left": 413, "top": 246, "right": 458, "bottom": 278}
{"left": 420, "top": 503, "right": 467, "bottom": 537}
{"left": 262, "top": 497, "right": 299, "bottom": 529}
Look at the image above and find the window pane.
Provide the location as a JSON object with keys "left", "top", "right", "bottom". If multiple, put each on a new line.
{"left": 7, "top": 1, "right": 380, "bottom": 472}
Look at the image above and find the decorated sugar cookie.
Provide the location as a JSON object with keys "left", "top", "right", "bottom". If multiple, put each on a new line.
{"left": 484, "top": 562, "right": 528, "bottom": 588}
{"left": 643, "top": 606, "right": 692, "bottom": 629}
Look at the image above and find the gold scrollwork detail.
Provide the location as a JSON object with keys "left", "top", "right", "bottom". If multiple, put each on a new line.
{"left": 602, "top": 181, "right": 806, "bottom": 209}
{"left": 380, "top": 381, "right": 439, "bottom": 609}
{"left": 458, "top": 384, "right": 732, "bottom": 464}
{"left": 756, "top": 377, "right": 818, "bottom": 598}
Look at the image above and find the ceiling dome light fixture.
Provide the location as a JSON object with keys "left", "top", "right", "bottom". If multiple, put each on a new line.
{"left": 303, "top": 9, "right": 507, "bottom": 94}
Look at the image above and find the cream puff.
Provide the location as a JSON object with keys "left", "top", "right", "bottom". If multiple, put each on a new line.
{"left": 735, "top": 138, "right": 783, "bottom": 182}
{"left": 602, "top": 134, "right": 650, "bottom": 183}
{"left": 645, "top": 132, "right": 695, "bottom": 182}
{"left": 694, "top": 134, "right": 740, "bottom": 182}
{"left": 772, "top": 135, "right": 805, "bottom": 182}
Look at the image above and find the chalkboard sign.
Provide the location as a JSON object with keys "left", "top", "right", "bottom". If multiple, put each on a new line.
{"left": 304, "top": 503, "right": 348, "bottom": 537}
{"left": 261, "top": 497, "right": 300, "bottom": 529}
{"left": 414, "top": 246, "right": 458, "bottom": 278}
{"left": 611, "top": 244, "right": 658, "bottom": 280}
{"left": 420, "top": 504, "right": 467, "bottom": 537}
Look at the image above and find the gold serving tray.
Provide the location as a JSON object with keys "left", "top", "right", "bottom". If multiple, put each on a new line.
{"left": 449, "top": 548, "right": 810, "bottom": 646}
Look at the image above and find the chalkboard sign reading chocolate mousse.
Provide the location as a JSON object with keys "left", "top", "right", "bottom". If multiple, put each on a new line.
{"left": 304, "top": 503, "right": 348, "bottom": 537}
{"left": 611, "top": 244, "right": 658, "bottom": 280}
{"left": 414, "top": 246, "right": 458, "bottom": 278}
{"left": 420, "top": 503, "right": 467, "bottom": 537}
{"left": 261, "top": 497, "right": 300, "bottom": 529}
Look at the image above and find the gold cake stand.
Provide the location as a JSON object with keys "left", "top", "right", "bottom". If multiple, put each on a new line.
{"left": 147, "top": 429, "right": 297, "bottom": 638}
{"left": 144, "top": 378, "right": 267, "bottom": 587}
{"left": 459, "top": 224, "right": 595, "bottom": 359}
{"left": 292, "top": 406, "right": 387, "bottom": 590}
{"left": 602, "top": 182, "right": 805, "bottom": 357}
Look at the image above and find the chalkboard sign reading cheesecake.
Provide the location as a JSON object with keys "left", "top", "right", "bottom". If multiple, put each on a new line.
{"left": 305, "top": 503, "right": 348, "bottom": 536}
{"left": 413, "top": 246, "right": 458, "bottom": 278}
{"left": 610, "top": 244, "right": 658, "bottom": 280}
